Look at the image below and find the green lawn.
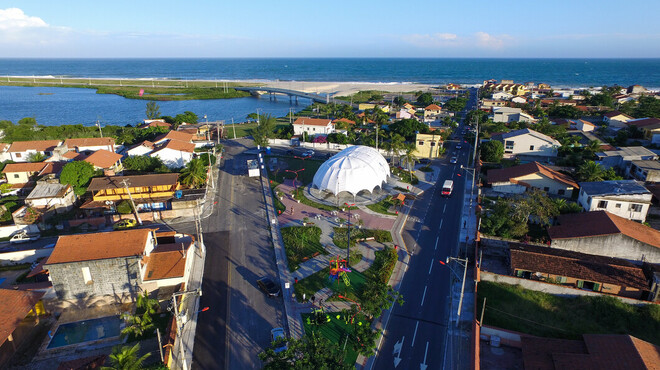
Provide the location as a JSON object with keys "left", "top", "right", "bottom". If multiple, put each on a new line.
{"left": 302, "top": 312, "right": 364, "bottom": 365}
{"left": 225, "top": 122, "right": 289, "bottom": 139}
{"left": 280, "top": 226, "right": 326, "bottom": 271}
{"left": 333, "top": 228, "right": 393, "bottom": 248}
{"left": 365, "top": 196, "right": 398, "bottom": 215}
{"left": 269, "top": 156, "right": 324, "bottom": 185}
{"left": 478, "top": 281, "right": 660, "bottom": 345}
{"left": 294, "top": 266, "right": 367, "bottom": 304}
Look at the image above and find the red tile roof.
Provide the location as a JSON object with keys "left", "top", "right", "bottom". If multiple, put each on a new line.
{"left": 141, "top": 120, "right": 172, "bottom": 129}
{"left": 549, "top": 335, "right": 660, "bottom": 370}
{"left": 2, "top": 162, "right": 49, "bottom": 174}
{"left": 84, "top": 149, "right": 123, "bottom": 169}
{"left": 548, "top": 210, "right": 660, "bottom": 249}
{"left": 487, "top": 162, "right": 578, "bottom": 188}
{"left": 63, "top": 137, "right": 115, "bottom": 149}
{"left": 293, "top": 117, "right": 332, "bottom": 127}
{"left": 0, "top": 289, "right": 45, "bottom": 346}
{"left": 155, "top": 130, "right": 194, "bottom": 143}
{"left": 509, "top": 243, "right": 648, "bottom": 290}
{"left": 604, "top": 111, "right": 633, "bottom": 119}
{"left": 425, "top": 104, "right": 442, "bottom": 111}
{"left": 627, "top": 118, "right": 660, "bottom": 128}
{"left": 332, "top": 118, "right": 356, "bottom": 125}
{"left": 143, "top": 242, "right": 191, "bottom": 281}
{"left": 45, "top": 229, "right": 155, "bottom": 265}
{"left": 7, "top": 140, "right": 61, "bottom": 153}
{"left": 155, "top": 139, "right": 195, "bottom": 154}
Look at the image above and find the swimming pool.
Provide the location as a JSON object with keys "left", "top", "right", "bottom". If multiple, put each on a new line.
{"left": 47, "top": 316, "right": 122, "bottom": 349}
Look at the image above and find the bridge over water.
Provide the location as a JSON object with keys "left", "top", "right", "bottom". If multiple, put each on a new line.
{"left": 234, "top": 86, "right": 357, "bottom": 108}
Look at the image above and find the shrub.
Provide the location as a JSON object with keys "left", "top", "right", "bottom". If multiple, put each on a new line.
{"left": 116, "top": 200, "right": 134, "bottom": 214}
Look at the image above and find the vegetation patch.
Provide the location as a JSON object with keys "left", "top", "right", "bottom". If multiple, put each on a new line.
{"left": 332, "top": 227, "right": 392, "bottom": 249}
{"left": 478, "top": 281, "right": 660, "bottom": 345}
{"left": 280, "top": 226, "right": 326, "bottom": 271}
{"left": 366, "top": 196, "right": 399, "bottom": 215}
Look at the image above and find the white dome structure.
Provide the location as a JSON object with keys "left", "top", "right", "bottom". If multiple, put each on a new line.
{"left": 312, "top": 145, "right": 390, "bottom": 196}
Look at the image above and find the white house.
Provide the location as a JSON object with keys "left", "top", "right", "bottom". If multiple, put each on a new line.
{"left": 63, "top": 137, "right": 116, "bottom": 154}
{"left": 153, "top": 131, "right": 194, "bottom": 146}
{"left": 487, "top": 161, "right": 577, "bottom": 198}
{"left": 491, "top": 107, "right": 536, "bottom": 123}
{"left": 292, "top": 117, "right": 334, "bottom": 137}
{"left": 511, "top": 96, "right": 527, "bottom": 104}
{"left": 491, "top": 128, "right": 561, "bottom": 160}
{"left": 491, "top": 92, "right": 514, "bottom": 101}
{"left": 25, "top": 183, "right": 77, "bottom": 213}
{"left": 150, "top": 140, "right": 195, "bottom": 169}
{"left": 126, "top": 141, "right": 156, "bottom": 157}
{"left": 7, "top": 140, "right": 62, "bottom": 162}
{"left": 395, "top": 109, "right": 415, "bottom": 120}
{"left": 578, "top": 180, "right": 652, "bottom": 222}
{"left": 576, "top": 119, "right": 596, "bottom": 132}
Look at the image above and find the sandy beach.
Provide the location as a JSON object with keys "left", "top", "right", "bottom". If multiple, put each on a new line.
{"left": 253, "top": 80, "right": 436, "bottom": 96}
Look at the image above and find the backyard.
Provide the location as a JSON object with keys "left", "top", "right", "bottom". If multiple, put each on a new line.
{"left": 478, "top": 281, "right": 660, "bottom": 345}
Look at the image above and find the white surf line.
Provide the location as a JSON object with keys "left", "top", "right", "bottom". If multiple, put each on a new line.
{"left": 428, "top": 259, "right": 433, "bottom": 274}
{"left": 411, "top": 321, "right": 420, "bottom": 347}
{"left": 421, "top": 286, "right": 428, "bottom": 306}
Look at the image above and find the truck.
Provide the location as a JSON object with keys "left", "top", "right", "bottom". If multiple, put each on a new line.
{"left": 442, "top": 180, "right": 454, "bottom": 197}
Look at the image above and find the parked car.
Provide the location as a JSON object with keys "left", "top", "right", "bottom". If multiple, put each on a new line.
{"left": 455, "top": 143, "right": 462, "bottom": 149}
{"left": 257, "top": 277, "right": 281, "bottom": 297}
{"left": 10, "top": 231, "right": 41, "bottom": 244}
{"left": 302, "top": 150, "right": 315, "bottom": 157}
{"left": 113, "top": 219, "right": 137, "bottom": 230}
{"left": 450, "top": 157, "right": 457, "bottom": 164}
{"left": 270, "top": 327, "right": 288, "bottom": 353}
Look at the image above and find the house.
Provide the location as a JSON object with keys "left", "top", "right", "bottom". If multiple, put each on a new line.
{"left": 0, "top": 289, "right": 46, "bottom": 368}
{"left": 149, "top": 139, "right": 195, "bottom": 169}
{"left": 626, "top": 118, "right": 660, "bottom": 143}
{"left": 153, "top": 130, "right": 195, "bottom": 146}
{"left": 484, "top": 82, "right": 527, "bottom": 96}
{"left": 487, "top": 162, "right": 577, "bottom": 197}
{"left": 576, "top": 119, "right": 596, "bottom": 132}
{"left": 0, "top": 143, "right": 10, "bottom": 162}
{"left": 84, "top": 149, "right": 124, "bottom": 175}
{"left": 627, "top": 85, "right": 648, "bottom": 94}
{"left": 520, "top": 334, "right": 660, "bottom": 370}
{"left": 596, "top": 146, "right": 658, "bottom": 174}
{"left": 358, "top": 103, "right": 376, "bottom": 111}
{"left": 2, "top": 162, "right": 58, "bottom": 185}
{"left": 629, "top": 160, "right": 660, "bottom": 183}
{"left": 509, "top": 243, "right": 649, "bottom": 299}
{"left": 511, "top": 96, "right": 527, "bottom": 104}
{"left": 480, "top": 100, "right": 507, "bottom": 109}
{"left": 63, "top": 137, "right": 115, "bottom": 154}
{"left": 548, "top": 210, "right": 660, "bottom": 264}
{"left": 423, "top": 104, "right": 442, "bottom": 122}
{"left": 44, "top": 229, "right": 195, "bottom": 299}
{"left": 491, "top": 128, "right": 561, "bottom": 160}
{"left": 292, "top": 117, "right": 334, "bottom": 137}
{"left": 141, "top": 119, "right": 172, "bottom": 130}
{"left": 414, "top": 133, "right": 443, "bottom": 159}
{"left": 578, "top": 180, "right": 651, "bottom": 222}
{"left": 7, "top": 140, "right": 61, "bottom": 162}
{"left": 491, "top": 107, "right": 536, "bottom": 123}
{"left": 84, "top": 173, "right": 180, "bottom": 212}
{"left": 25, "top": 182, "right": 77, "bottom": 213}
{"left": 491, "top": 92, "right": 514, "bottom": 101}
{"left": 603, "top": 111, "right": 634, "bottom": 128}
{"left": 126, "top": 140, "right": 156, "bottom": 157}
{"left": 396, "top": 109, "right": 415, "bottom": 120}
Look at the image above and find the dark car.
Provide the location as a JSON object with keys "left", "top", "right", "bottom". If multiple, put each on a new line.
{"left": 257, "top": 277, "right": 281, "bottom": 297}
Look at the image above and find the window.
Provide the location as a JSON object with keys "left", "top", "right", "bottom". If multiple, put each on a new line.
{"left": 629, "top": 204, "right": 643, "bottom": 212}
{"left": 430, "top": 142, "right": 436, "bottom": 146}
{"left": 13, "top": 174, "right": 19, "bottom": 179}
{"left": 418, "top": 141, "right": 424, "bottom": 145}
{"left": 615, "top": 203, "right": 621, "bottom": 208}
{"left": 15, "top": 153, "right": 21, "bottom": 158}
{"left": 81, "top": 267, "right": 93, "bottom": 284}
{"left": 543, "top": 187, "right": 550, "bottom": 192}
{"left": 505, "top": 141, "right": 514, "bottom": 150}
{"left": 529, "top": 145, "right": 535, "bottom": 150}
{"left": 558, "top": 189, "right": 565, "bottom": 195}
{"left": 597, "top": 200, "right": 608, "bottom": 209}
{"left": 556, "top": 276, "right": 567, "bottom": 283}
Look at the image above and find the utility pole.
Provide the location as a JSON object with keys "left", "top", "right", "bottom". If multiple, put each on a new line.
{"left": 121, "top": 179, "right": 142, "bottom": 225}
{"left": 445, "top": 256, "right": 469, "bottom": 327}
{"left": 232, "top": 118, "right": 236, "bottom": 139}
{"left": 96, "top": 120, "right": 103, "bottom": 138}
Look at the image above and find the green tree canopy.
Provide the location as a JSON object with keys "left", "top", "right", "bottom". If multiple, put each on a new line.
{"left": 480, "top": 140, "right": 504, "bottom": 163}
{"left": 145, "top": 101, "right": 161, "bottom": 119}
{"left": 635, "top": 96, "right": 660, "bottom": 118}
{"left": 174, "top": 111, "right": 198, "bottom": 125}
{"left": 259, "top": 332, "right": 352, "bottom": 370}
{"left": 416, "top": 92, "right": 434, "bottom": 107}
{"left": 60, "top": 161, "right": 96, "bottom": 196}
{"left": 387, "top": 119, "right": 429, "bottom": 141}
{"left": 123, "top": 156, "right": 168, "bottom": 173}
{"left": 103, "top": 343, "right": 150, "bottom": 370}
{"left": 179, "top": 158, "right": 207, "bottom": 188}
{"left": 444, "top": 97, "right": 468, "bottom": 112}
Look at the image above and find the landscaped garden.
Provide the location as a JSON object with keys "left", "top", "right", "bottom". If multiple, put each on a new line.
{"left": 280, "top": 226, "right": 326, "bottom": 271}
{"left": 365, "top": 195, "right": 399, "bottom": 215}
{"left": 301, "top": 311, "right": 372, "bottom": 365}
{"left": 332, "top": 227, "right": 392, "bottom": 249}
{"left": 478, "top": 281, "right": 660, "bottom": 345}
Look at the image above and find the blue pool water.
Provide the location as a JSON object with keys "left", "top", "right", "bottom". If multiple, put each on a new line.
{"left": 47, "top": 316, "right": 122, "bottom": 349}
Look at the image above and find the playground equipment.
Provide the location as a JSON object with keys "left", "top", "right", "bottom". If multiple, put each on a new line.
{"left": 329, "top": 256, "right": 351, "bottom": 286}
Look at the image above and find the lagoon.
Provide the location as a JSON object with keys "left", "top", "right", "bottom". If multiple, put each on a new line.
{"left": 0, "top": 86, "right": 311, "bottom": 126}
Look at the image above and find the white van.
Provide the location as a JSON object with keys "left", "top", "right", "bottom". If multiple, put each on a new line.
{"left": 442, "top": 180, "right": 454, "bottom": 196}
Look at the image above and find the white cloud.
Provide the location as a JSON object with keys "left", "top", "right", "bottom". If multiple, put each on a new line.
{"left": 474, "top": 32, "right": 508, "bottom": 49}
{"left": 0, "top": 8, "right": 47, "bottom": 30}
{"left": 401, "top": 33, "right": 459, "bottom": 47}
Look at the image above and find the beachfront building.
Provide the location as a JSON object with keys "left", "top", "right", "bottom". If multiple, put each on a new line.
{"left": 292, "top": 117, "right": 335, "bottom": 137}
{"left": 63, "top": 137, "right": 116, "bottom": 154}
{"left": 7, "top": 140, "right": 62, "bottom": 162}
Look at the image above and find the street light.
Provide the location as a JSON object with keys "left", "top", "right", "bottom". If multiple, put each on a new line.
{"left": 439, "top": 256, "right": 468, "bottom": 327}
{"left": 344, "top": 202, "right": 355, "bottom": 267}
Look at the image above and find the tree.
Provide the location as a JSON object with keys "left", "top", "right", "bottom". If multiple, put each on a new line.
{"left": 120, "top": 291, "right": 159, "bottom": 340}
{"left": 123, "top": 156, "right": 167, "bottom": 173}
{"left": 575, "top": 161, "right": 605, "bottom": 182}
{"left": 259, "top": 332, "right": 352, "bottom": 370}
{"left": 393, "top": 96, "right": 407, "bottom": 107}
{"left": 252, "top": 114, "right": 277, "bottom": 147}
{"left": 180, "top": 158, "right": 207, "bottom": 189}
{"left": 416, "top": 92, "right": 433, "bottom": 107}
{"left": 174, "top": 111, "right": 198, "bottom": 126}
{"left": 402, "top": 143, "right": 418, "bottom": 181}
{"left": 635, "top": 96, "right": 660, "bottom": 118}
{"left": 60, "top": 161, "right": 96, "bottom": 196}
{"left": 388, "top": 119, "right": 429, "bottom": 141}
{"left": 480, "top": 140, "right": 504, "bottom": 163}
{"left": 145, "top": 101, "right": 161, "bottom": 120}
{"left": 444, "top": 97, "right": 468, "bottom": 112}
{"left": 27, "top": 152, "right": 46, "bottom": 162}
{"left": 103, "top": 343, "right": 150, "bottom": 370}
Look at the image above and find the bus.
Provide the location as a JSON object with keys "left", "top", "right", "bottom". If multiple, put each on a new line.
{"left": 442, "top": 180, "right": 454, "bottom": 197}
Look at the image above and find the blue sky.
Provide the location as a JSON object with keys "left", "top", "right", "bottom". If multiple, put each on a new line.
{"left": 1, "top": 1, "right": 659, "bottom": 58}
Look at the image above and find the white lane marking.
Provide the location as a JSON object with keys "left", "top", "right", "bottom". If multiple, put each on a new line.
{"left": 421, "top": 286, "right": 427, "bottom": 306}
{"left": 428, "top": 259, "right": 433, "bottom": 274}
{"left": 411, "top": 321, "right": 420, "bottom": 347}
{"left": 434, "top": 236, "right": 439, "bottom": 250}
{"left": 439, "top": 219, "right": 443, "bottom": 230}
{"left": 443, "top": 204, "right": 446, "bottom": 213}
{"left": 421, "top": 342, "right": 430, "bottom": 370}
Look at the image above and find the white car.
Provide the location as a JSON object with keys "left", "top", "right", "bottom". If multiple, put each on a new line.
{"left": 302, "top": 150, "right": 315, "bottom": 157}
{"left": 270, "top": 328, "right": 288, "bottom": 353}
{"left": 450, "top": 157, "right": 457, "bottom": 164}
{"left": 10, "top": 231, "right": 41, "bottom": 244}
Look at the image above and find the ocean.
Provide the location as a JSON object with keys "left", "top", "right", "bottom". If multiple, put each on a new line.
{"left": 0, "top": 58, "right": 659, "bottom": 126}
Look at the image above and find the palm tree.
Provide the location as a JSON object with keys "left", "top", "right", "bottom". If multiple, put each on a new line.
{"left": 180, "top": 158, "right": 207, "bottom": 189}
{"left": 103, "top": 343, "right": 150, "bottom": 370}
{"left": 390, "top": 134, "right": 405, "bottom": 165}
{"left": 402, "top": 143, "right": 418, "bottom": 183}
{"left": 576, "top": 160, "right": 604, "bottom": 182}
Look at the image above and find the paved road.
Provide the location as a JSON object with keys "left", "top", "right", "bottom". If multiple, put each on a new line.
{"left": 190, "top": 138, "right": 284, "bottom": 370}
{"left": 371, "top": 89, "right": 479, "bottom": 370}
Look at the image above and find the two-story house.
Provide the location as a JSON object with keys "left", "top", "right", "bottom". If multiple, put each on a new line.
{"left": 491, "top": 107, "right": 536, "bottom": 123}
{"left": 629, "top": 160, "right": 660, "bottom": 183}
{"left": 487, "top": 162, "right": 577, "bottom": 198}
{"left": 414, "top": 133, "right": 444, "bottom": 158}
{"left": 491, "top": 128, "right": 561, "bottom": 161}
{"left": 44, "top": 229, "right": 195, "bottom": 300}
{"left": 7, "top": 140, "right": 61, "bottom": 162}
{"left": 292, "top": 117, "right": 335, "bottom": 137}
{"left": 84, "top": 173, "right": 180, "bottom": 212}
{"left": 63, "top": 137, "right": 116, "bottom": 155}
{"left": 423, "top": 104, "right": 442, "bottom": 122}
{"left": 1, "top": 162, "right": 62, "bottom": 186}
{"left": 578, "top": 180, "right": 651, "bottom": 222}
{"left": 149, "top": 140, "right": 195, "bottom": 169}
{"left": 626, "top": 118, "right": 660, "bottom": 143}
